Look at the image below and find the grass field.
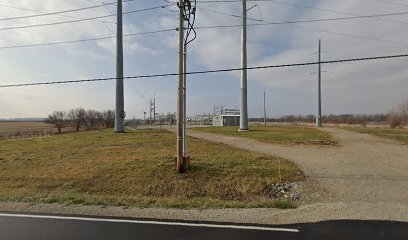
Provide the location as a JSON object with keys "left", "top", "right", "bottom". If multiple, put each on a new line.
{"left": 345, "top": 127, "right": 408, "bottom": 144}
{"left": 0, "top": 122, "right": 57, "bottom": 139}
{"left": 191, "top": 126, "right": 336, "bottom": 145}
{"left": 0, "top": 129, "right": 303, "bottom": 209}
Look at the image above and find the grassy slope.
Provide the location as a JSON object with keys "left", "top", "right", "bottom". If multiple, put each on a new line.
{"left": 191, "top": 126, "right": 336, "bottom": 145}
{"left": 0, "top": 129, "right": 303, "bottom": 209}
{"left": 345, "top": 127, "right": 408, "bottom": 144}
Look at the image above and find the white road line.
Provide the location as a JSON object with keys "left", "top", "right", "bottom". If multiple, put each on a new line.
{"left": 0, "top": 213, "right": 299, "bottom": 233}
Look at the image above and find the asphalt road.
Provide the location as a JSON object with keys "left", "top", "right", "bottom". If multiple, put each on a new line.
{"left": 0, "top": 213, "right": 407, "bottom": 240}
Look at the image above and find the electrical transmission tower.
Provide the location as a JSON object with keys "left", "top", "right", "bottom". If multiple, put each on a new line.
{"left": 176, "top": 0, "right": 197, "bottom": 174}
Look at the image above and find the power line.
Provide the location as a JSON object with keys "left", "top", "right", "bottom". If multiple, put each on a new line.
{"left": 197, "top": 7, "right": 262, "bottom": 21}
{"left": 3, "top": 10, "right": 408, "bottom": 50}
{"left": 196, "top": 10, "right": 408, "bottom": 26}
{"left": 282, "top": 23, "right": 408, "bottom": 47}
{"left": 197, "top": 0, "right": 408, "bottom": 25}
{"left": 0, "top": 4, "right": 172, "bottom": 31}
{"left": 0, "top": 3, "right": 116, "bottom": 25}
{"left": 0, "top": 28, "right": 176, "bottom": 50}
{"left": 194, "top": 11, "right": 408, "bottom": 46}
{"left": 0, "top": 2, "right": 116, "bottom": 21}
{"left": 1, "top": 53, "right": 408, "bottom": 88}
{"left": 368, "top": 0, "right": 408, "bottom": 8}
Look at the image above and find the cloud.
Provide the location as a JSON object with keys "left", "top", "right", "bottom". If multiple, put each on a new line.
{"left": 0, "top": 0, "right": 407, "bottom": 118}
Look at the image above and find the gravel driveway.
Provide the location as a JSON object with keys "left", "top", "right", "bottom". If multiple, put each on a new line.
{"left": 185, "top": 128, "right": 408, "bottom": 204}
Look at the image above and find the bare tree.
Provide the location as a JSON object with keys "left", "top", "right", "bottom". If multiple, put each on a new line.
{"left": 46, "top": 111, "right": 67, "bottom": 134}
{"left": 68, "top": 108, "right": 87, "bottom": 132}
{"left": 398, "top": 98, "right": 408, "bottom": 125}
{"left": 102, "top": 110, "right": 115, "bottom": 128}
{"left": 388, "top": 110, "right": 402, "bottom": 129}
{"left": 85, "top": 109, "right": 99, "bottom": 131}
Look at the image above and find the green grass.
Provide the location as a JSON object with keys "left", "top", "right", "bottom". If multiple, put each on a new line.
{"left": 345, "top": 127, "right": 408, "bottom": 144}
{"left": 191, "top": 126, "right": 336, "bottom": 145}
{"left": 0, "top": 129, "right": 303, "bottom": 209}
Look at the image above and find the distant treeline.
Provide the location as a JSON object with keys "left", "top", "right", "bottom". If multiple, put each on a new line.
{"left": 252, "top": 99, "right": 408, "bottom": 128}
{"left": 251, "top": 114, "right": 386, "bottom": 127}
{"left": 47, "top": 108, "right": 115, "bottom": 134}
{"left": 251, "top": 112, "right": 406, "bottom": 128}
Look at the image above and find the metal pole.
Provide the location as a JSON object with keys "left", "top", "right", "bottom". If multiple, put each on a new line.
{"left": 149, "top": 100, "right": 152, "bottom": 125}
{"left": 264, "top": 87, "right": 266, "bottom": 127}
{"left": 239, "top": 0, "right": 248, "bottom": 131}
{"left": 114, "top": 0, "right": 124, "bottom": 133}
{"left": 153, "top": 97, "right": 156, "bottom": 124}
{"left": 183, "top": 44, "right": 187, "bottom": 158}
{"left": 177, "top": 0, "right": 185, "bottom": 173}
{"left": 316, "top": 39, "right": 322, "bottom": 128}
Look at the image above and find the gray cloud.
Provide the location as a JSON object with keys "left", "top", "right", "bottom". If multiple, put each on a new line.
{"left": 0, "top": 0, "right": 407, "bottom": 118}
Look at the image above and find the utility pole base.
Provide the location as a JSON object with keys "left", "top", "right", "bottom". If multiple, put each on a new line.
{"left": 238, "top": 129, "right": 249, "bottom": 132}
{"left": 174, "top": 156, "right": 191, "bottom": 173}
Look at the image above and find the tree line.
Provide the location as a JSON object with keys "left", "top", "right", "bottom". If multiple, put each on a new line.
{"left": 251, "top": 98, "right": 408, "bottom": 128}
{"left": 46, "top": 108, "right": 115, "bottom": 134}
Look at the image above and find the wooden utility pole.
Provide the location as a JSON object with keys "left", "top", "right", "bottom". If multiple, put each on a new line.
{"left": 176, "top": 0, "right": 185, "bottom": 173}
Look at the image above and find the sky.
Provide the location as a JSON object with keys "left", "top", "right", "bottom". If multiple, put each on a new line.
{"left": 0, "top": 0, "right": 407, "bottom": 119}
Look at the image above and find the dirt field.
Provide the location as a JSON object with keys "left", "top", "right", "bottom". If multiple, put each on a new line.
{"left": 0, "top": 122, "right": 57, "bottom": 140}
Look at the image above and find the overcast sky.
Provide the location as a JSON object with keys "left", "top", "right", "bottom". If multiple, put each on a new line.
{"left": 0, "top": 0, "right": 407, "bottom": 119}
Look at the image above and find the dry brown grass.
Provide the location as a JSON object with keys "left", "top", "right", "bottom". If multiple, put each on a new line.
{"left": 0, "top": 130, "right": 304, "bottom": 208}
{"left": 0, "top": 129, "right": 303, "bottom": 209}
{"left": 0, "top": 121, "right": 88, "bottom": 140}
{"left": 191, "top": 126, "right": 336, "bottom": 145}
{"left": 0, "top": 121, "right": 53, "bottom": 132}
{"left": 345, "top": 127, "right": 408, "bottom": 144}
{"left": 0, "top": 122, "right": 58, "bottom": 139}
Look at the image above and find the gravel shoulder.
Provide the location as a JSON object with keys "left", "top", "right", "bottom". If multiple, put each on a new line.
{"left": 1, "top": 127, "right": 407, "bottom": 224}
{"left": 0, "top": 201, "right": 406, "bottom": 225}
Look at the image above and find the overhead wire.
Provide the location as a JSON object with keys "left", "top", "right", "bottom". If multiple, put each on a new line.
{"left": 0, "top": 2, "right": 116, "bottom": 21}
{"left": 184, "top": 0, "right": 198, "bottom": 46}
{"left": 365, "top": 0, "right": 408, "bottom": 8}
{"left": 0, "top": 28, "right": 176, "bottom": 50}
{"left": 0, "top": 3, "right": 116, "bottom": 25}
{"left": 1, "top": 53, "right": 408, "bottom": 88}
{"left": 197, "top": 0, "right": 408, "bottom": 25}
{"left": 197, "top": 7, "right": 262, "bottom": 21}
{"left": 0, "top": 4, "right": 174, "bottom": 31}
{"left": 3, "top": 10, "right": 408, "bottom": 50}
